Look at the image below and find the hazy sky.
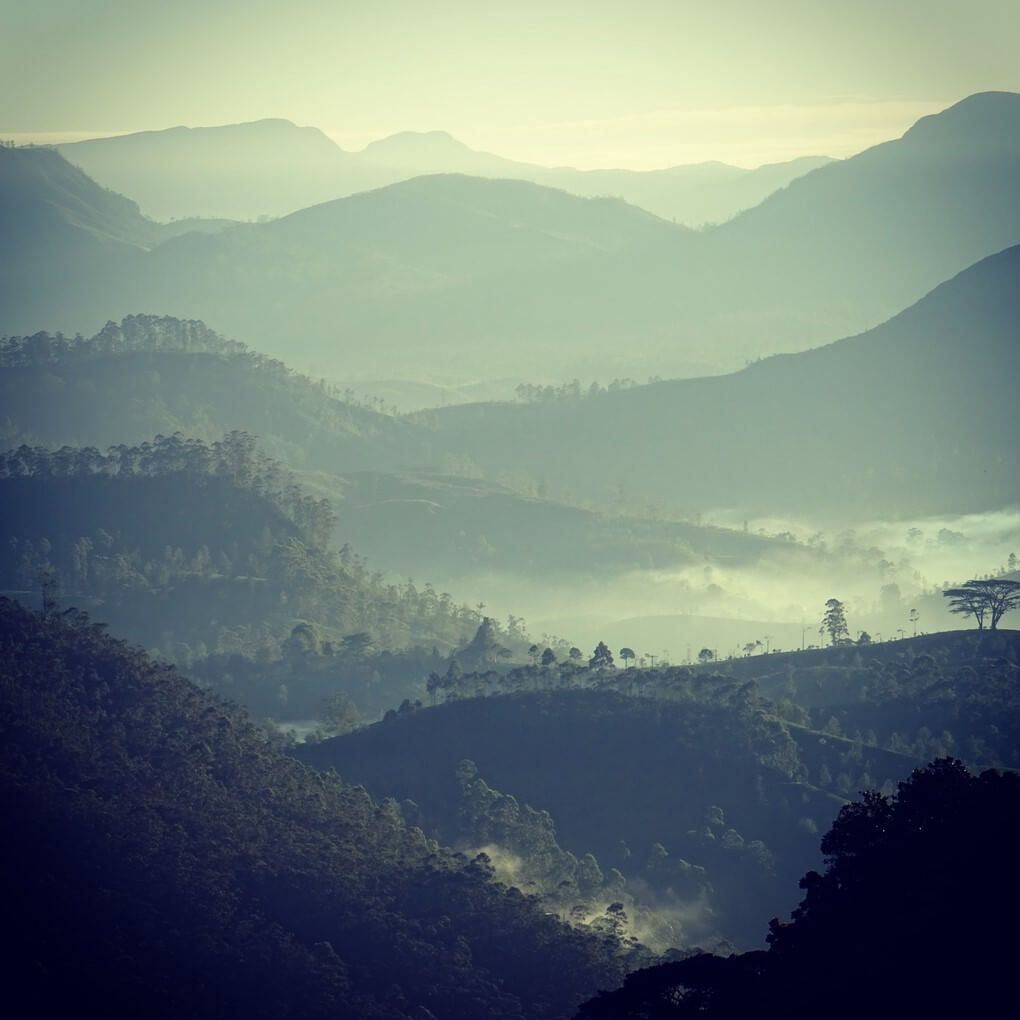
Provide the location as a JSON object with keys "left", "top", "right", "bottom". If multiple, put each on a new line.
{"left": 3, "top": 0, "right": 1019, "bottom": 167}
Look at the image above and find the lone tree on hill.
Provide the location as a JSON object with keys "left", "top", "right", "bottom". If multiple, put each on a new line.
{"left": 943, "top": 578, "right": 1020, "bottom": 630}
{"left": 822, "top": 598, "right": 849, "bottom": 646}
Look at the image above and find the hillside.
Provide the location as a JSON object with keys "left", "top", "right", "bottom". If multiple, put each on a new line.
{"left": 0, "top": 146, "right": 162, "bottom": 336}
{"left": 0, "top": 597, "right": 638, "bottom": 1019}
{"left": 418, "top": 243, "right": 1020, "bottom": 519}
{"left": 297, "top": 627, "right": 1020, "bottom": 948}
{"left": 0, "top": 433, "right": 503, "bottom": 721}
{"left": 704, "top": 91, "right": 1020, "bottom": 337}
{"left": 0, "top": 314, "right": 414, "bottom": 463}
{"left": 0, "top": 315, "right": 842, "bottom": 628}
{"left": 122, "top": 173, "right": 702, "bottom": 381}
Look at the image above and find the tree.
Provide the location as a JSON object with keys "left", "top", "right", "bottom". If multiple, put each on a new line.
{"left": 943, "top": 578, "right": 1020, "bottom": 630}
{"left": 908, "top": 608, "right": 919, "bottom": 636}
{"left": 697, "top": 648, "right": 715, "bottom": 664}
{"left": 822, "top": 599, "right": 848, "bottom": 646}
{"left": 589, "top": 641, "right": 615, "bottom": 670}
{"left": 619, "top": 647, "right": 636, "bottom": 667}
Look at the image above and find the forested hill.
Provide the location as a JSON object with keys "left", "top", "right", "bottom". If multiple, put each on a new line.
{"left": 419, "top": 243, "right": 1020, "bottom": 518}
{"left": 298, "top": 685, "right": 844, "bottom": 948}
{"left": 0, "top": 314, "right": 413, "bottom": 462}
{"left": 576, "top": 759, "right": 1020, "bottom": 1019}
{"left": 0, "top": 433, "right": 484, "bottom": 666}
{"left": 0, "top": 598, "right": 639, "bottom": 1019}
{"left": 0, "top": 314, "right": 815, "bottom": 590}
{"left": 298, "top": 627, "right": 1020, "bottom": 947}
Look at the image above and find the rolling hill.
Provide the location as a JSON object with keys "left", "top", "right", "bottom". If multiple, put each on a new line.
{"left": 415, "top": 242, "right": 1020, "bottom": 519}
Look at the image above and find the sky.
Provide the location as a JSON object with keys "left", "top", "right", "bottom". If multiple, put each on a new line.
{"left": 3, "top": 0, "right": 1019, "bottom": 168}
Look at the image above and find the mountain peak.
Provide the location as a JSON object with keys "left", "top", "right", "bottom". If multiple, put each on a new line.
{"left": 902, "top": 90, "right": 1020, "bottom": 147}
{"left": 361, "top": 129, "right": 476, "bottom": 164}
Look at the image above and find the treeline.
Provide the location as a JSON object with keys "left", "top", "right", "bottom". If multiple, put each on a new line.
{"left": 0, "top": 434, "right": 496, "bottom": 703}
{"left": 0, "top": 597, "right": 642, "bottom": 1019}
{"left": 514, "top": 376, "right": 662, "bottom": 403}
{"left": 0, "top": 315, "right": 408, "bottom": 455}
{"left": 422, "top": 629, "right": 1020, "bottom": 791}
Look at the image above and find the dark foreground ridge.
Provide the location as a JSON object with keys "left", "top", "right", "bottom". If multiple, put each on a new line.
{"left": 0, "top": 597, "right": 639, "bottom": 1019}
{"left": 576, "top": 757, "right": 1020, "bottom": 1018}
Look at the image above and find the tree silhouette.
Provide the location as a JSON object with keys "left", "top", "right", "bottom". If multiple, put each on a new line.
{"left": 821, "top": 598, "right": 848, "bottom": 645}
{"left": 943, "top": 578, "right": 1020, "bottom": 630}
{"left": 589, "top": 641, "right": 615, "bottom": 670}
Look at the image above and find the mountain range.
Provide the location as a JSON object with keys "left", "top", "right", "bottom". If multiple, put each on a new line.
{"left": 56, "top": 119, "right": 831, "bottom": 226}
{"left": 4, "top": 92, "right": 1017, "bottom": 390}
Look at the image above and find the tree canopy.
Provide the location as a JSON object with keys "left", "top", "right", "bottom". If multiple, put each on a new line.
{"left": 943, "top": 578, "right": 1020, "bottom": 630}
{"left": 576, "top": 758, "right": 1020, "bottom": 1019}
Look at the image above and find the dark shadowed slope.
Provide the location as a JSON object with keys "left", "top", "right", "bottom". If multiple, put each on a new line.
{"left": 0, "top": 598, "right": 638, "bottom": 1020}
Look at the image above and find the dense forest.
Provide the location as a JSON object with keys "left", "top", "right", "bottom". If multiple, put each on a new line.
{"left": 0, "top": 598, "right": 646, "bottom": 1018}
{"left": 0, "top": 432, "right": 537, "bottom": 720}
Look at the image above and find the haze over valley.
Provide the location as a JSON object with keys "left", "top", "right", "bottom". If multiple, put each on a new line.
{"left": 3, "top": 3, "right": 1020, "bottom": 1017}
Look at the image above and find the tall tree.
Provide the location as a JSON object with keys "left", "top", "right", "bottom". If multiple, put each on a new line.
{"left": 822, "top": 598, "right": 849, "bottom": 646}
{"left": 589, "top": 641, "right": 615, "bottom": 670}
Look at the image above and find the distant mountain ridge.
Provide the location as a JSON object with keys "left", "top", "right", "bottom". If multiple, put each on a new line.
{"left": 3, "top": 92, "right": 1018, "bottom": 388}
{"left": 56, "top": 117, "right": 831, "bottom": 225}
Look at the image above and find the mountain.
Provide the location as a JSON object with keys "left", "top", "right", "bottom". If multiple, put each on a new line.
{"left": 0, "top": 314, "right": 413, "bottom": 461}
{"left": 0, "top": 145, "right": 161, "bottom": 335}
{"left": 704, "top": 91, "right": 1020, "bottom": 337}
{"left": 6, "top": 93, "right": 1019, "bottom": 394}
{"left": 0, "top": 147, "right": 237, "bottom": 336}
{"left": 413, "top": 243, "right": 1020, "bottom": 519}
{"left": 115, "top": 174, "right": 708, "bottom": 381}
{"left": 57, "top": 119, "right": 374, "bottom": 221}
{"left": 56, "top": 119, "right": 829, "bottom": 227}
{"left": 0, "top": 597, "right": 639, "bottom": 1019}
{"left": 360, "top": 129, "right": 538, "bottom": 177}
{"left": 359, "top": 131, "right": 833, "bottom": 225}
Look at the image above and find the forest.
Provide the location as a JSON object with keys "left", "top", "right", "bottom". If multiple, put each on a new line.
{"left": 2, "top": 75, "right": 1019, "bottom": 1018}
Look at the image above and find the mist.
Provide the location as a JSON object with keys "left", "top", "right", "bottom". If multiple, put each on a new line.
{"left": 3, "top": 8, "right": 1020, "bottom": 1016}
